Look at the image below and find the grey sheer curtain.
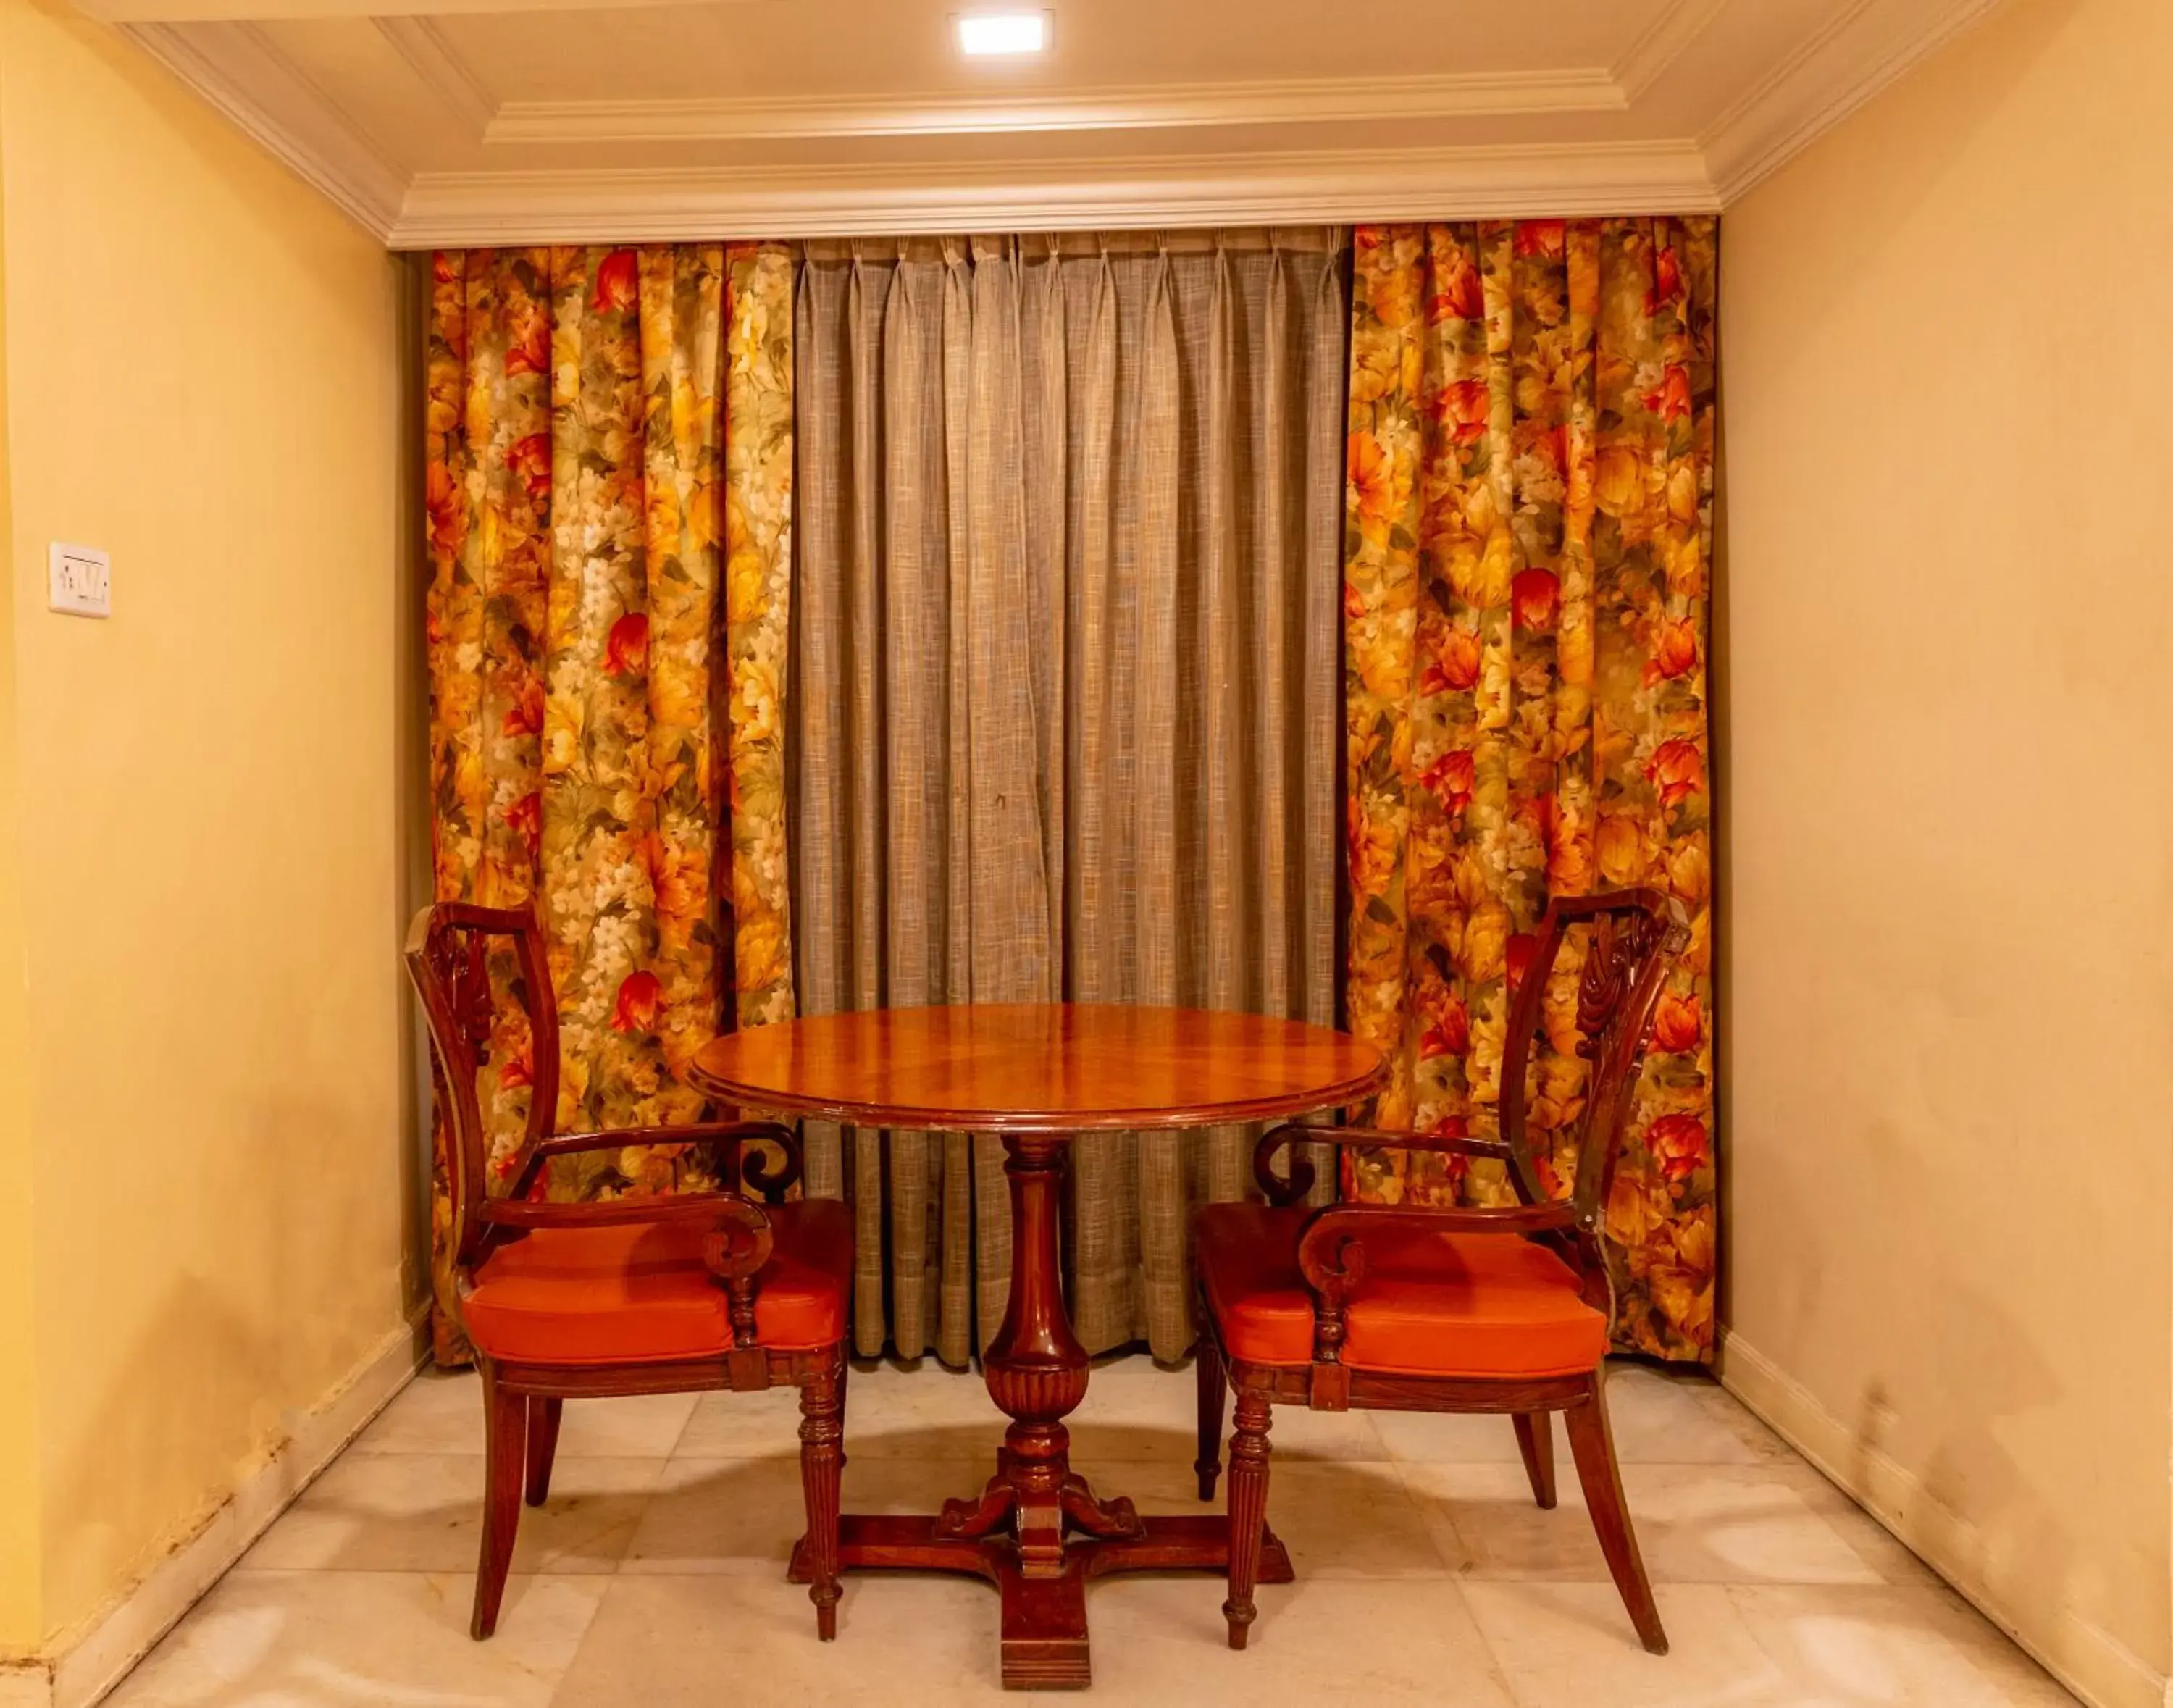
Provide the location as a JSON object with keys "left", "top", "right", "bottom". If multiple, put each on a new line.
{"left": 791, "top": 228, "right": 1348, "bottom": 1365}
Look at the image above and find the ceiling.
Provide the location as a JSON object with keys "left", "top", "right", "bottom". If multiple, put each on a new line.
{"left": 81, "top": 0, "right": 2009, "bottom": 246}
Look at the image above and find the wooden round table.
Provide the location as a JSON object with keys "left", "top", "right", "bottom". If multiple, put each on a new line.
{"left": 687, "top": 1002, "right": 1383, "bottom": 1688}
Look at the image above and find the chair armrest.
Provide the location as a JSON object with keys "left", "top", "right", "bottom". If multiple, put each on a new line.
{"left": 1252, "top": 1121, "right": 1516, "bottom": 1206}
{"left": 521, "top": 1120, "right": 803, "bottom": 1202}
{"left": 480, "top": 1190, "right": 774, "bottom": 1270}
{"left": 1288, "top": 1202, "right": 1580, "bottom": 1373}
{"left": 478, "top": 1192, "right": 777, "bottom": 1346}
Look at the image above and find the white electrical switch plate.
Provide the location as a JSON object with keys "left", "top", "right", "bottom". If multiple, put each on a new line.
{"left": 49, "top": 543, "right": 111, "bottom": 618}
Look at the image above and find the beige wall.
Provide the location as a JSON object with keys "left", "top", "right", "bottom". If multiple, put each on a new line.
{"left": 0, "top": 0, "right": 416, "bottom": 1653}
{"left": 0, "top": 110, "right": 43, "bottom": 1653}
{"left": 1718, "top": 0, "right": 2173, "bottom": 1702}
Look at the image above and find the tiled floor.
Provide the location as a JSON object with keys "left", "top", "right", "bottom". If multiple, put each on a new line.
{"left": 107, "top": 1357, "right": 2075, "bottom": 1707}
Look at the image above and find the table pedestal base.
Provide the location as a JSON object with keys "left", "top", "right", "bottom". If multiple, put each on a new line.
{"left": 790, "top": 1131, "right": 1296, "bottom": 1687}
{"left": 790, "top": 1510, "right": 1295, "bottom": 1688}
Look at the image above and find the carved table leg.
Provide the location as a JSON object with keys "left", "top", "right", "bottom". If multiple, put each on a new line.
{"left": 804, "top": 1129, "right": 1294, "bottom": 1688}
{"left": 957, "top": 1132, "right": 1138, "bottom": 1681}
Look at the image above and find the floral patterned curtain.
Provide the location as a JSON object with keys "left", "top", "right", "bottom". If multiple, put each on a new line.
{"left": 1341, "top": 219, "right": 1717, "bottom": 1360}
{"left": 422, "top": 243, "right": 795, "bottom": 1360}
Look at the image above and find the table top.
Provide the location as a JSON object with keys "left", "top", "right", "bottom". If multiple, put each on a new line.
{"left": 686, "top": 1002, "right": 1384, "bottom": 1134}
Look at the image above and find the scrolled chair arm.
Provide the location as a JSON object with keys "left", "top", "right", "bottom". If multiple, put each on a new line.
{"left": 524, "top": 1118, "right": 805, "bottom": 1203}
{"left": 1291, "top": 1202, "right": 1580, "bottom": 1374}
{"left": 478, "top": 1191, "right": 777, "bottom": 1347}
{"left": 1252, "top": 1121, "right": 1520, "bottom": 1207}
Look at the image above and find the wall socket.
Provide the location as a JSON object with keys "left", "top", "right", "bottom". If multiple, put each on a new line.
{"left": 49, "top": 543, "right": 111, "bottom": 618}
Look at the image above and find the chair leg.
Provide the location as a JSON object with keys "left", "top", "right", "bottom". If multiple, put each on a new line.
{"left": 1194, "top": 1326, "right": 1227, "bottom": 1502}
{"left": 1222, "top": 1386, "right": 1273, "bottom": 1650}
{"left": 837, "top": 1355, "right": 850, "bottom": 1477}
{"left": 798, "top": 1359, "right": 845, "bottom": 1641}
{"left": 1512, "top": 1410, "right": 1556, "bottom": 1509}
{"left": 524, "top": 1397, "right": 563, "bottom": 1507}
{"left": 472, "top": 1366, "right": 525, "bottom": 1640}
{"left": 1564, "top": 1370, "right": 1667, "bottom": 1654}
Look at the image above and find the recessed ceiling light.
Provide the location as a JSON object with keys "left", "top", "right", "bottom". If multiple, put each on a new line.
{"left": 955, "top": 10, "right": 1050, "bottom": 56}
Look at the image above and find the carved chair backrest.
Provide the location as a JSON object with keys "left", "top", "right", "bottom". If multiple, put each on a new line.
{"left": 404, "top": 902, "right": 561, "bottom": 1268}
{"left": 1496, "top": 888, "right": 1687, "bottom": 1227}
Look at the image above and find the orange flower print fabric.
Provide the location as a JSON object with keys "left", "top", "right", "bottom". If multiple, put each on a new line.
{"left": 1341, "top": 220, "right": 1717, "bottom": 1362}
{"left": 423, "top": 244, "right": 796, "bottom": 1359}
{"left": 720, "top": 246, "right": 797, "bottom": 1029}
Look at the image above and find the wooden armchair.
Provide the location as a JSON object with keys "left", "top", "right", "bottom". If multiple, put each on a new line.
{"left": 1192, "top": 888, "right": 1688, "bottom": 1654}
{"left": 406, "top": 902, "right": 851, "bottom": 1641}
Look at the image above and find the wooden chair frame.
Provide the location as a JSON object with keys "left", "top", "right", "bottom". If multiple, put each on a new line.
{"left": 1194, "top": 888, "right": 1689, "bottom": 1654}
{"left": 406, "top": 901, "right": 847, "bottom": 1641}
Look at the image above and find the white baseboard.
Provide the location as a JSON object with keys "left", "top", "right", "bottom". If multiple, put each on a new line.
{"left": 1719, "top": 1331, "right": 2166, "bottom": 1708}
{"left": 9, "top": 1313, "right": 429, "bottom": 1708}
{"left": 0, "top": 1671, "right": 51, "bottom": 1708}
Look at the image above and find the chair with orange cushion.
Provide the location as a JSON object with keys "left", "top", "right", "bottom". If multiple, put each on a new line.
{"left": 406, "top": 903, "right": 851, "bottom": 1641}
{"left": 1192, "top": 889, "right": 1688, "bottom": 1655}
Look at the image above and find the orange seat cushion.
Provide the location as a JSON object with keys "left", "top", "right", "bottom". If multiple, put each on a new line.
{"left": 1194, "top": 1202, "right": 1607, "bottom": 1378}
{"left": 463, "top": 1198, "right": 851, "bottom": 1365}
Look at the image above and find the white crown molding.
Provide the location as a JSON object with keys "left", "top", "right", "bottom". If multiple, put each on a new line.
{"left": 125, "top": 20, "right": 405, "bottom": 238}
{"left": 485, "top": 67, "right": 1625, "bottom": 146}
{"left": 1610, "top": 0, "right": 1733, "bottom": 104}
{"left": 112, "top": 0, "right": 2015, "bottom": 248}
{"left": 388, "top": 141, "right": 1718, "bottom": 247}
{"left": 373, "top": 14, "right": 494, "bottom": 141}
{"left": 1698, "top": 0, "right": 1880, "bottom": 159}
{"left": 1701, "top": 0, "right": 2011, "bottom": 201}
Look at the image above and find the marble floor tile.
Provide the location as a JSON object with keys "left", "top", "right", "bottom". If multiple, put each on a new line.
{"left": 834, "top": 1452, "right": 1023, "bottom": 1516}
{"left": 621, "top": 1454, "right": 821, "bottom": 1575}
{"left": 1096, "top": 1457, "right": 1453, "bottom": 1580}
{"left": 627, "top": 1452, "right": 1156, "bottom": 1576}
{"left": 351, "top": 1369, "right": 698, "bottom": 1460}
{"left": 738, "top": 1358, "right": 1009, "bottom": 1462}
{"left": 105, "top": 1570, "right": 604, "bottom": 1707}
{"left": 345, "top": 1367, "right": 489, "bottom": 1454}
{"left": 243, "top": 1451, "right": 663, "bottom": 1575}
{"left": 1694, "top": 1374, "right": 1799, "bottom": 1459}
{"left": 1732, "top": 1585, "right": 2080, "bottom": 1707}
{"left": 624, "top": 1447, "right": 1452, "bottom": 1585}
{"left": 99, "top": 1360, "right": 2080, "bottom": 1708}
{"left": 672, "top": 1358, "right": 1046, "bottom": 1460}
{"left": 1462, "top": 1581, "right": 2076, "bottom": 1707}
{"left": 668, "top": 1379, "right": 808, "bottom": 1457}
{"left": 1463, "top": 1581, "right": 1815, "bottom": 1705}
{"left": 1765, "top": 1460, "right": 1946, "bottom": 1588}
{"left": 549, "top": 1570, "right": 998, "bottom": 1705}
{"left": 1068, "top": 1359, "right": 1394, "bottom": 1465}
{"left": 556, "top": 1562, "right": 1515, "bottom": 1706}
{"left": 550, "top": 1391, "right": 703, "bottom": 1458}
{"left": 1078, "top": 1575, "right": 1519, "bottom": 1707}
{"left": 1370, "top": 1364, "right": 1774, "bottom": 1467}
{"left": 1402, "top": 1460, "right": 1885, "bottom": 1585}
